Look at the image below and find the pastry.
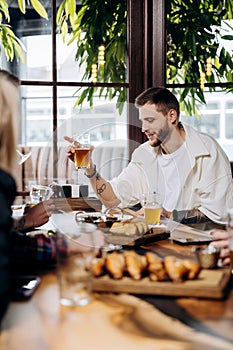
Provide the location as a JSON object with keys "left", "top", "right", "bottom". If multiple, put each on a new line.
{"left": 105, "top": 251, "right": 125, "bottom": 279}
{"left": 182, "top": 259, "right": 201, "bottom": 280}
{"left": 90, "top": 257, "right": 105, "bottom": 277}
{"left": 145, "top": 252, "right": 167, "bottom": 281}
{"left": 124, "top": 250, "right": 147, "bottom": 280}
{"left": 164, "top": 256, "right": 189, "bottom": 282}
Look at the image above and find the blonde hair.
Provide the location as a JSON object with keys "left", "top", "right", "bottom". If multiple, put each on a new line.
{"left": 0, "top": 70, "right": 20, "bottom": 174}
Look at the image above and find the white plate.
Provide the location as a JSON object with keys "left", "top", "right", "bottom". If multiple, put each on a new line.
{"left": 51, "top": 212, "right": 81, "bottom": 237}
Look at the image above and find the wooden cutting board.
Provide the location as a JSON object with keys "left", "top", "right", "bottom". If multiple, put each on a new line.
{"left": 93, "top": 268, "right": 232, "bottom": 299}
{"left": 131, "top": 227, "right": 170, "bottom": 245}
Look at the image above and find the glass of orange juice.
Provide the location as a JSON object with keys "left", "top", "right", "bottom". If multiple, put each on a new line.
{"left": 142, "top": 192, "right": 161, "bottom": 225}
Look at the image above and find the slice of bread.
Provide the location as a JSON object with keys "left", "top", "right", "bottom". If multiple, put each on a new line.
{"left": 109, "top": 221, "right": 148, "bottom": 236}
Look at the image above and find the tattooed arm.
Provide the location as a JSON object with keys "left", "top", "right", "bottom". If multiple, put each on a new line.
{"left": 86, "top": 164, "right": 120, "bottom": 208}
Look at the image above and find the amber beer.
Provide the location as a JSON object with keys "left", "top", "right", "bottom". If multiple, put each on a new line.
{"left": 142, "top": 192, "right": 161, "bottom": 225}
{"left": 74, "top": 147, "right": 91, "bottom": 169}
{"left": 144, "top": 205, "right": 161, "bottom": 225}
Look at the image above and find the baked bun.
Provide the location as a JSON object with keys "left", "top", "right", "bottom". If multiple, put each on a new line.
{"left": 109, "top": 220, "right": 148, "bottom": 236}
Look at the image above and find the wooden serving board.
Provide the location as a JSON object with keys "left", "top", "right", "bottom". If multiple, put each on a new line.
{"left": 132, "top": 227, "right": 170, "bottom": 245}
{"left": 93, "top": 268, "right": 232, "bottom": 299}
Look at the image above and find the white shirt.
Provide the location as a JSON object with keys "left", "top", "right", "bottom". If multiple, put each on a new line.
{"left": 110, "top": 124, "right": 233, "bottom": 224}
{"left": 158, "top": 142, "right": 190, "bottom": 211}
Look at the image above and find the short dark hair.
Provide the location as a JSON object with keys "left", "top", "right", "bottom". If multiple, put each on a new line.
{"left": 135, "top": 87, "right": 180, "bottom": 117}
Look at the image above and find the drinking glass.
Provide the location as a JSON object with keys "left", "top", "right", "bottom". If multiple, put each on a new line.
{"left": 30, "top": 184, "right": 53, "bottom": 204}
{"left": 55, "top": 219, "right": 97, "bottom": 306}
{"left": 73, "top": 133, "right": 91, "bottom": 170}
{"left": 142, "top": 192, "right": 161, "bottom": 226}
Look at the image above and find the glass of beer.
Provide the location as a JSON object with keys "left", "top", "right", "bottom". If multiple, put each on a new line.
{"left": 73, "top": 134, "right": 91, "bottom": 170}
{"left": 142, "top": 192, "right": 161, "bottom": 226}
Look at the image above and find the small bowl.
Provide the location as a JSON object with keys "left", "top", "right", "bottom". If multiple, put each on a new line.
{"left": 194, "top": 245, "right": 220, "bottom": 269}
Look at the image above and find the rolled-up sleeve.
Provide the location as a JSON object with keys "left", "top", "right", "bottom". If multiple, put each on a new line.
{"left": 110, "top": 162, "right": 149, "bottom": 208}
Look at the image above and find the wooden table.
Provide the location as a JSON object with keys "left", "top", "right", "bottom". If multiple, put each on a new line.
{"left": 0, "top": 233, "right": 233, "bottom": 350}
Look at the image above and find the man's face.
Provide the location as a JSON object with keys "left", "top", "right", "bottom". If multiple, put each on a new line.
{"left": 139, "top": 103, "right": 173, "bottom": 147}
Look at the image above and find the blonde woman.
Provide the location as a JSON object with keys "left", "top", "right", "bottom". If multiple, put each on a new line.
{"left": 0, "top": 70, "right": 55, "bottom": 322}
{"left": 0, "top": 69, "right": 19, "bottom": 322}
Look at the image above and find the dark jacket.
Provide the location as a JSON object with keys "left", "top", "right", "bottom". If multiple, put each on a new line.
{"left": 0, "top": 168, "right": 16, "bottom": 323}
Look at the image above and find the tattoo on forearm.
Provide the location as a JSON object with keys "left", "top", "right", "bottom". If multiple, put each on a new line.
{"left": 95, "top": 173, "right": 106, "bottom": 195}
{"left": 96, "top": 183, "right": 106, "bottom": 195}
{"left": 13, "top": 216, "right": 26, "bottom": 231}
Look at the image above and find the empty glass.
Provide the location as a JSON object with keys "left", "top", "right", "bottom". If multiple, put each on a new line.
{"left": 30, "top": 184, "right": 53, "bottom": 204}
{"left": 55, "top": 221, "right": 97, "bottom": 306}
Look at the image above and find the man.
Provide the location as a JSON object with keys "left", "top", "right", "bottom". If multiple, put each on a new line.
{"left": 65, "top": 87, "right": 233, "bottom": 226}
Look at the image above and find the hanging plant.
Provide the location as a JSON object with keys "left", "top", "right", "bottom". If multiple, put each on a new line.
{"left": 57, "top": 0, "right": 127, "bottom": 114}
{"left": 1, "top": 0, "right": 233, "bottom": 117}
{"left": 0, "top": 0, "right": 47, "bottom": 61}
{"left": 57, "top": 0, "right": 233, "bottom": 117}
{"left": 166, "top": 0, "right": 233, "bottom": 116}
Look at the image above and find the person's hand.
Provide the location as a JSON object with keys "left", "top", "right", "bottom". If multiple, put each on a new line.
{"left": 161, "top": 208, "right": 172, "bottom": 219}
{"left": 135, "top": 207, "right": 144, "bottom": 216}
{"left": 23, "top": 199, "right": 55, "bottom": 231}
{"left": 209, "top": 229, "right": 230, "bottom": 266}
{"left": 64, "top": 135, "right": 76, "bottom": 162}
{"left": 64, "top": 135, "right": 94, "bottom": 163}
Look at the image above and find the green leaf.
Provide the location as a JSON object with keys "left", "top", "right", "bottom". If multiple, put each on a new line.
{"left": 67, "top": 0, "right": 76, "bottom": 19}
{"left": 56, "top": 1, "right": 66, "bottom": 25}
{"left": 61, "top": 21, "right": 68, "bottom": 42}
{"left": 226, "top": 53, "right": 233, "bottom": 69}
{"left": 0, "top": 1, "right": 9, "bottom": 21}
{"left": 221, "top": 35, "right": 233, "bottom": 40}
{"left": 30, "top": 0, "right": 48, "bottom": 19}
{"left": 12, "top": 39, "right": 25, "bottom": 63}
{"left": 17, "top": 0, "right": 26, "bottom": 14}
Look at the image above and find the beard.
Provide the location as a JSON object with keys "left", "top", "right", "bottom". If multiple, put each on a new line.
{"left": 149, "top": 137, "right": 162, "bottom": 148}
{"left": 149, "top": 128, "right": 169, "bottom": 148}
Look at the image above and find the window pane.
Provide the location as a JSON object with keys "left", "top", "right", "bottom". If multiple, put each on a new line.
{"left": 225, "top": 104, "right": 233, "bottom": 139}
{"left": 57, "top": 34, "right": 86, "bottom": 82}
{"left": 7, "top": 2, "right": 52, "bottom": 81}
{"left": 57, "top": 87, "right": 128, "bottom": 147}
{"left": 180, "top": 90, "right": 233, "bottom": 161}
{"left": 20, "top": 34, "right": 52, "bottom": 81}
{"left": 20, "top": 86, "right": 53, "bottom": 145}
